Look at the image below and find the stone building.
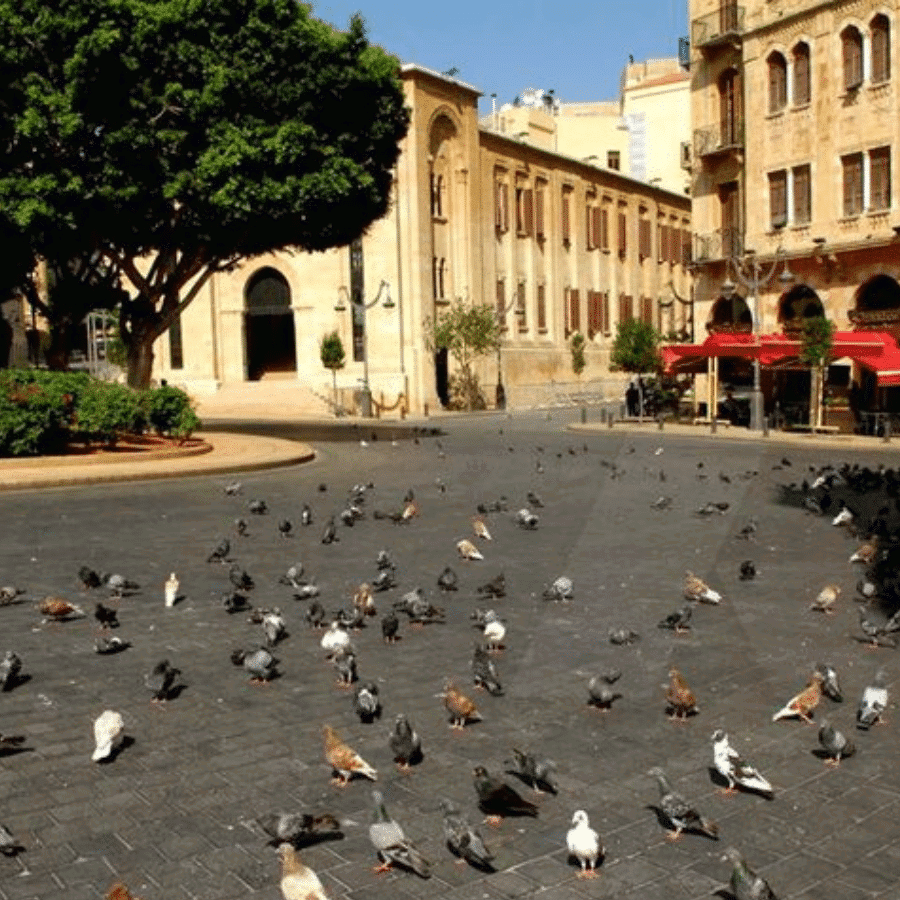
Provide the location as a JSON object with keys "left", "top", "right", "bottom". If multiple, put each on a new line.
{"left": 685, "top": 0, "right": 900, "bottom": 429}
{"left": 150, "top": 64, "right": 691, "bottom": 416}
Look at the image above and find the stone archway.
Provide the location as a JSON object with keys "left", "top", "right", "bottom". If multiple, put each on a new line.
{"left": 779, "top": 284, "right": 824, "bottom": 328}
{"left": 707, "top": 294, "right": 752, "bottom": 332}
{"left": 244, "top": 267, "right": 296, "bottom": 381}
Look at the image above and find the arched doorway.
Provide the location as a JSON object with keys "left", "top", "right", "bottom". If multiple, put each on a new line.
{"left": 779, "top": 284, "right": 825, "bottom": 325}
{"left": 707, "top": 293, "right": 751, "bottom": 333}
{"left": 244, "top": 268, "right": 296, "bottom": 381}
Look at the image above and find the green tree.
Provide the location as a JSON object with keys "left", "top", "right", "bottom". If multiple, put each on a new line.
{"left": 319, "top": 330, "right": 346, "bottom": 414}
{"left": 800, "top": 316, "right": 836, "bottom": 428}
{"left": 610, "top": 319, "right": 662, "bottom": 419}
{"left": 570, "top": 331, "right": 586, "bottom": 379}
{"left": 0, "top": 0, "right": 410, "bottom": 387}
{"left": 425, "top": 301, "right": 501, "bottom": 410}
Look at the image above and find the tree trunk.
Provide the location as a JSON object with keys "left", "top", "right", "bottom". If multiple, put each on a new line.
{"left": 126, "top": 338, "right": 155, "bottom": 389}
{"left": 44, "top": 322, "right": 73, "bottom": 371}
{"left": 332, "top": 369, "right": 338, "bottom": 415}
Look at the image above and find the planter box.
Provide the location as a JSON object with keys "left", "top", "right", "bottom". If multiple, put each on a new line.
{"left": 824, "top": 405, "right": 855, "bottom": 434}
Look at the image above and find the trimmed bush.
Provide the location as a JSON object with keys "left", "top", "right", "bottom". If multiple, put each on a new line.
{"left": 142, "top": 385, "right": 200, "bottom": 438}
{"left": 75, "top": 382, "right": 146, "bottom": 446}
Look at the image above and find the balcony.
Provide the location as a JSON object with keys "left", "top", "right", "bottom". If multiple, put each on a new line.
{"left": 691, "top": 5, "right": 744, "bottom": 51}
{"left": 694, "top": 120, "right": 744, "bottom": 158}
{"left": 694, "top": 227, "right": 743, "bottom": 262}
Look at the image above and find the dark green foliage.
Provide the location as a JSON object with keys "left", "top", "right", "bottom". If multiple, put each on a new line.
{"left": 75, "top": 382, "right": 146, "bottom": 445}
{"left": 570, "top": 331, "right": 586, "bottom": 377}
{"left": 320, "top": 331, "right": 346, "bottom": 371}
{"left": 610, "top": 319, "right": 662, "bottom": 375}
{"left": 141, "top": 385, "right": 200, "bottom": 438}
{"left": 800, "top": 316, "right": 836, "bottom": 369}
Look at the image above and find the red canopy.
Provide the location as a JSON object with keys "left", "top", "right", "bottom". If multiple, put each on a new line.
{"left": 661, "top": 330, "right": 900, "bottom": 386}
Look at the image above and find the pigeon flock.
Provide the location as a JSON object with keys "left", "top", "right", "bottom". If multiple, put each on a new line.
{"left": 1, "top": 426, "right": 899, "bottom": 900}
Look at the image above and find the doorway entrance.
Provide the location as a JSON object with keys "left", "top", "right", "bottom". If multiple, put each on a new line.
{"left": 244, "top": 268, "right": 296, "bottom": 381}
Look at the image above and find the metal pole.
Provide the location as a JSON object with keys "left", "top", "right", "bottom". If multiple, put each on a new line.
{"left": 361, "top": 302, "right": 372, "bottom": 417}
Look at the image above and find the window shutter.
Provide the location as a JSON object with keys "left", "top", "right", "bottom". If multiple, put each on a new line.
{"left": 523, "top": 189, "right": 534, "bottom": 236}
{"left": 872, "top": 17, "right": 890, "bottom": 83}
{"left": 586, "top": 205, "right": 595, "bottom": 250}
{"left": 618, "top": 212, "right": 627, "bottom": 255}
{"left": 794, "top": 44, "right": 810, "bottom": 104}
{"left": 561, "top": 191, "right": 571, "bottom": 243}
{"left": 843, "top": 154, "right": 864, "bottom": 215}
{"left": 871, "top": 147, "right": 891, "bottom": 210}
{"left": 619, "top": 293, "right": 633, "bottom": 323}
{"left": 496, "top": 280, "right": 507, "bottom": 331}
{"left": 535, "top": 189, "right": 545, "bottom": 238}
{"left": 793, "top": 165, "right": 810, "bottom": 223}
{"left": 537, "top": 284, "right": 546, "bottom": 332}
{"left": 681, "top": 228, "right": 692, "bottom": 266}
{"left": 569, "top": 289, "right": 580, "bottom": 334}
{"left": 638, "top": 219, "right": 650, "bottom": 259}
{"left": 641, "top": 296, "right": 654, "bottom": 325}
{"left": 843, "top": 30, "right": 862, "bottom": 90}
{"left": 601, "top": 291, "right": 610, "bottom": 334}
{"left": 599, "top": 207, "right": 609, "bottom": 250}
{"left": 658, "top": 223, "right": 667, "bottom": 263}
{"left": 768, "top": 171, "right": 787, "bottom": 226}
{"left": 517, "top": 282, "right": 527, "bottom": 331}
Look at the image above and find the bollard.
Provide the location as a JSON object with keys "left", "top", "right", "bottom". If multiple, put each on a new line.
{"left": 580, "top": 406, "right": 587, "bottom": 424}
{"left": 620, "top": 403, "right": 626, "bottom": 420}
{"left": 423, "top": 402, "right": 429, "bottom": 418}
{"left": 762, "top": 415, "right": 769, "bottom": 437}
{"left": 710, "top": 416, "right": 717, "bottom": 434}
{"left": 608, "top": 412, "right": 614, "bottom": 429}
{"left": 657, "top": 414, "right": 664, "bottom": 431}
{"left": 600, "top": 408, "right": 607, "bottom": 424}
{"left": 884, "top": 419, "right": 891, "bottom": 443}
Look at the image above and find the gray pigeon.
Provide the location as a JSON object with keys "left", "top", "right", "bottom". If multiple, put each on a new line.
{"left": 257, "top": 812, "right": 341, "bottom": 846}
{"left": 230, "top": 647, "right": 278, "bottom": 683}
{"left": 389, "top": 714, "right": 422, "bottom": 769}
{"left": 723, "top": 847, "right": 778, "bottom": 900}
{"left": 438, "top": 798, "right": 494, "bottom": 871}
{"left": 393, "top": 588, "right": 444, "bottom": 624}
{"left": 648, "top": 767, "right": 718, "bottom": 840}
{"left": 857, "top": 669, "right": 888, "bottom": 730}
{"left": 0, "top": 822, "right": 23, "bottom": 856}
{"left": 0, "top": 585, "right": 25, "bottom": 606}
{"left": 103, "top": 572, "right": 139, "bottom": 598}
{"left": 144, "top": 659, "right": 180, "bottom": 702}
{"left": 369, "top": 791, "right": 431, "bottom": 878}
{"left": 505, "top": 747, "right": 557, "bottom": 794}
{"left": 94, "top": 636, "right": 130, "bottom": 654}
{"left": 332, "top": 648, "right": 357, "bottom": 687}
{"left": 587, "top": 672, "right": 622, "bottom": 711}
{"left": 543, "top": 576, "right": 573, "bottom": 602}
{"left": 305, "top": 601, "right": 326, "bottom": 628}
{"left": 278, "top": 564, "right": 305, "bottom": 589}
{"left": 0, "top": 651, "right": 22, "bottom": 691}
{"left": 608, "top": 626, "right": 640, "bottom": 645}
{"left": 815, "top": 663, "right": 843, "bottom": 702}
{"left": 471, "top": 644, "right": 503, "bottom": 696}
{"left": 437, "top": 566, "right": 458, "bottom": 593}
{"left": 817, "top": 720, "right": 855, "bottom": 766}
{"left": 515, "top": 508, "right": 539, "bottom": 529}
{"left": 353, "top": 682, "right": 381, "bottom": 722}
{"left": 657, "top": 604, "right": 692, "bottom": 632}
{"left": 207, "top": 537, "right": 231, "bottom": 564}
{"left": 259, "top": 609, "right": 286, "bottom": 646}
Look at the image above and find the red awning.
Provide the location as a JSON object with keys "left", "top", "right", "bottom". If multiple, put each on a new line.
{"left": 661, "top": 330, "right": 900, "bottom": 387}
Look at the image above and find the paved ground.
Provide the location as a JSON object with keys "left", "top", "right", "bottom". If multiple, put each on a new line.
{"left": 0, "top": 413, "right": 898, "bottom": 900}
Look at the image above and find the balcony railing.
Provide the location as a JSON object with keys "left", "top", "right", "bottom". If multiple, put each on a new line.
{"left": 694, "top": 120, "right": 744, "bottom": 158}
{"left": 692, "top": 5, "right": 745, "bottom": 50}
{"left": 694, "top": 227, "right": 743, "bottom": 262}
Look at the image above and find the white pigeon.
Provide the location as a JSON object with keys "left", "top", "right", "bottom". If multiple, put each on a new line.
{"left": 832, "top": 505, "right": 854, "bottom": 527}
{"left": 320, "top": 621, "right": 352, "bottom": 656}
{"left": 482, "top": 613, "right": 506, "bottom": 651}
{"left": 857, "top": 669, "right": 888, "bottom": 730}
{"left": 457, "top": 539, "right": 483, "bottom": 561}
{"left": 91, "top": 710, "right": 125, "bottom": 762}
{"left": 711, "top": 730, "right": 773, "bottom": 798}
{"left": 566, "top": 810, "right": 602, "bottom": 878}
{"left": 164, "top": 572, "right": 179, "bottom": 608}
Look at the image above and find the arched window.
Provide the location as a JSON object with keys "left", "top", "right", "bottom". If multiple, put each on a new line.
{"left": 768, "top": 52, "right": 788, "bottom": 112}
{"left": 793, "top": 42, "right": 811, "bottom": 105}
{"left": 718, "top": 68, "right": 741, "bottom": 146}
{"left": 871, "top": 14, "right": 891, "bottom": 83}
{"left": 842, "top": 26, "right": 864, "bottom": 91}
{"left": 245, "top": 267, "right": 291, "bottom": 313}
{"left": 779, "top": 285, "right": 824, "bottom": 325}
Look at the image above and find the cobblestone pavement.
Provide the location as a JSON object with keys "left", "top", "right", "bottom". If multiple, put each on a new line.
{"left": 0, "top": 413, "right": 897, "bottom": 900}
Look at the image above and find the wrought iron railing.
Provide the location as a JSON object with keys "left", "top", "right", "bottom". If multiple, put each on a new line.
{"left": 691, "top": 4, "right": 745, "bottom": 49}
{"left": 694, "top": 227, "right": 743, "bottom": 262}
{"left": 694, "top": 120, "right": 744, "bottom": 157}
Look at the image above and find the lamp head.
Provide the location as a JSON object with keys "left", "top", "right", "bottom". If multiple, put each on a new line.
{"left": 721, "top": 278, "right": 737, "bottom": 300}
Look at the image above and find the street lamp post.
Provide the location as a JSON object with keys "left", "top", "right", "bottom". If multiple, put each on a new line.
{"left": 721, "top": 250, "right": 794, "bottom": 431}
{"left": 495, "top": 291, "right": 519, "bottom": 410}
{"left": 335, "top": 279, "right": 393, "bottom": 417}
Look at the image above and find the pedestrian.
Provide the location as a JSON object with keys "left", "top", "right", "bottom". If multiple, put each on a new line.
{"left": 626, "top": 381, "right": 639, "bottom": 417}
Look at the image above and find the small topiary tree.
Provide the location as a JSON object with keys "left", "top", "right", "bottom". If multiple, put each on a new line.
{"left": 800, "top": 316, "right": 836, "bottom": 429}
{"left": 611, "top": 319, "right": 663, "bottom": 419}
{"left": 570, "top": 331, "right": 586, "bottom": 380}
{"left": 319, "top": 331, "right": 346, "bottom": 415}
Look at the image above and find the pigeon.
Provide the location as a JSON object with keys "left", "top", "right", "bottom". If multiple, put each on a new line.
{"left": 207, "top": 538, "right": 231, "bottom": 564}
{"left": 566, "top": 810, "right": 602, "bottom": 879}
{"left": 739, "top": 560, "right": 756, "bottom": 580}
{"left": 389, "top": 714, "right": 422, "bottom": 769}
{"left": 832, "top": 504, "right": 854, "bottom": 527}
{"left": 684, "top": 571, "right": 721, "bottom": 604}
{"left": 37, "top": 597, "right": 85, "bottom": 622}
{"left": 103, "top": 573, "right": 139, "bottom": 598}
{"left": 278, "top": 519, "right": 292, "bottom": 538}
{"left": 0, "top": 585, "right": 25, "bottom": 606}
{"left": 401, "top": 499, "right": 419, "bottom": 522}
{"left": 145, "top": 660, "right": 180, "bottom": 702}
{"left": 352, "top": 583, "right": 376, "bottom": 617}
{"left": 0, "top": 733, "right": 25, "bottom": 753}
{"left": 369, "top": 791, "right": 431, "bottom": 878}
{"left": 320, "top": 621, "right": 351, "bottom": 657}
{"left": 818, "top": 720, "right": 855, "bottom": 766}
{"left": 78, "top": 565, "right": 103, "bottom": 589}
{"left": 457, "top": 538, "right": 483, "bottom": 561}
{"left": 472, "top": 516, "right": 492, "bottom": 540}
{"left": 480, "top": 612, "right": 506, "bottom": 650}
{"left": 441, "top": 680, "right": 482, "bottom": 729}
{"left": 332, "top": 648, "right": 357, "bottom": 687}
{"left": 505, "top": 747, "right": 558, "bottom": 794}
{"left": 772, "top": 671, "right": 823, "bottom": 722}
{"left": 587, "top": 671, "right": 622, "bottom": 711}
{"left": 372, "top": 569, "right": 396, "bottom": 592}
{"left": 235, "top": 517, "right": 249, "bottom": 537}
{"left": 543, "top": 575, "right": 573, "bottom": 602}
{"left": 0, "top": 651, "right": 22, "bottom": 691}
{"left": 471, "top": 644, "right": 503, "bottom": 696}
{"left": 657, "top": 604, "right": 692, "bottom": 633}
{"left": 335, "top": 606, "right": 365, "bottom": 631}
{"left": 815, "top": 663, "right": 843, "bottom": 702}
{"left": 650, "top": 495, "right": 673, "bottom": 511}
{"left": 381, "top": 610, "right": 400, "bottom": 643}
{"left": 857, "top": 668, "right": 888, "bottom": 729}
{"left": 648, "top": 767, "right": 718, "bottom": 840}
{"left": 476, "top": 573, "right": 506, "bottom": 598}
{"left": 231, "top": 647, "right": 278, "bottom": 683}
{"left": 300, "top": 503, "right": 313, "bottom": 526}
{"left": 92, "top": 710, "right": 125, "bottom": 762}
{"left": 526, "top": 490, "right": 544, "bottom": 508}
{"left": 254, "top": 608, "right": 286, "bottom": 646}
{"left": 472, "top": 766, "right": 538, "bottom": 824}
{"left": 305, "top": 601, "right": 326, "bottom": 628}
{"left": 94, "top": 636, "right": 130, "bottom": 654}
{"left": 353, "top": 682, "right": 381, "bottom": 723}
{"left": 665, "top": 668, "right": 697, "bottom": 720}
{"left": 257, "top": 812, "right": 341, "bottom": 846}
{"left": 393, "top": 589, "right": 444, "bottom": 624}
{"left": 322, "top": 725, "right": 377, "bottom": 785}
{"left": 224, "top": 480, "right": 242, "bottom": 496}
{"left": 608, "top": 626, "right": 640, "bottom": 645}
{"left": 439, "top": 798, "right": 494, "bottom": 871}
{"left": 723, "top": 847, "right": 778, "bottom": 900}
{"left": 228, "top": 564, "right": 254, "bottom": 592}
{"left": 436, "top": 566, "right": 458, "bottom": 593}
{"left": 809, "top": 583, "right": 841, "bottom": 614}
{"left": 515, "top": 508, "right": 539, "bottom": 529}
{"left": 376, "top": 549, "right": 395, "bottom": 571}
{"left": 850, "top": 540, "right": 878, "bottom": 564}
{"left": 94, "top": 602, "right": 119, "bottom": 629}
{"left": 0, "top": 822, "right": 23, "bottom": 856}
{"left": 248, "top": 499, "right": 268, "bottom": 515}
{"left": 735, "top": 517, "right": 758, "bottom": 540}
{"left": 164, "top": 572, "right": 179, "bottom": 607}
{"left": 277, "top": 843, "right": 330, "bottom": 900}
{"left": 711, "top": 730, "right": 773, "bottom": 798}
{"left": 291, "top": 580, "right": 320, "bottom": 601}
{"left": 278, "top": 564, "right": 305, "bottom": 589}
{"left": 321, "top": 517, "right": 337, "bottom": 544}
{"left": 857, "top": 606, "right": 897, "bottom": 648}
{"left": 222, "top": 591, "right": 252, "bottom": 614}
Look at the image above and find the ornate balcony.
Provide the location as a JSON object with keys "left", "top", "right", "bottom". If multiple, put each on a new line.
{"left": 694, "top": 120, "right": 744, "bottom": 158}
{"left": 691, "top": 5, "right": 744, "bottom": 51}
{"left": 693, "top": 227, "right": 743, "bottom": 263}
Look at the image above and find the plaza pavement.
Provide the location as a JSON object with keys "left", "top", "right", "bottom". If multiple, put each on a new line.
{"left": 0, "top": 410, "right": 898, "bottom": 900}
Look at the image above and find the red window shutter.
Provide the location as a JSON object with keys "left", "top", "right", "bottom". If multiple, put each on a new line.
{"left": 658, "top": 223, "right": 666, "bottom": 263}
{"left": 535, "top": 189, "right": 545, "bottom": 238}
{"left": 523, "top": 189, "right": 534, "bottom": 236}
{"left": 769, "top": 171, "right": 787, "bottom": 225}
{"left": 600, "top": 207, "right": 609, "bottom": 250}
{"left": 871, "top": 147, "right": 891, "bottom": 210}
{"left": 793, "top": 165, "right": 810, "bottom": 223}
{"left": 537, "top": 284, "right": 546, "bottom": 331}
{"left": 794, "top": 44, "right": 810, "bottom": 104}
{"left": 872, "top": 18, "right": 890, "bottom": 83}
{"left": 843, "top": 30, "right": 862, "bottom": 90}
{"left": 618, "top": 212, "right": 627, "bottom": 255}
{"left": 562, "top": 192, "right": 571, "bottom": 243}
{"left": 496, "top": 280, "right": 507, "bottom": 331}
{"left": 586, "top": 205, "right": 595, "bottom": 250}
{"left": 641, "top": 296, "right": 654, "bottom": 325}
{"left": 601, "top": 291, "right": 610, "bottom": 333}
{"left": 570, "top": 289, "right": 580, "bottom": 334}
{"left": 619, "top": 293, "right": 634, "bottom": 323}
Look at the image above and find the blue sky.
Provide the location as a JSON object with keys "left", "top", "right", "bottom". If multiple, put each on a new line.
{"left": 312, "top": 0, "right": 688, "bottom": 114}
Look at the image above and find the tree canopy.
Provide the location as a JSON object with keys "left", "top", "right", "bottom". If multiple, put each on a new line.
{"left": 0, "top": 0, "right": 410, "bottom": 385}
{"left": 610, "top": 318, "right": 662, "bottom": 374}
